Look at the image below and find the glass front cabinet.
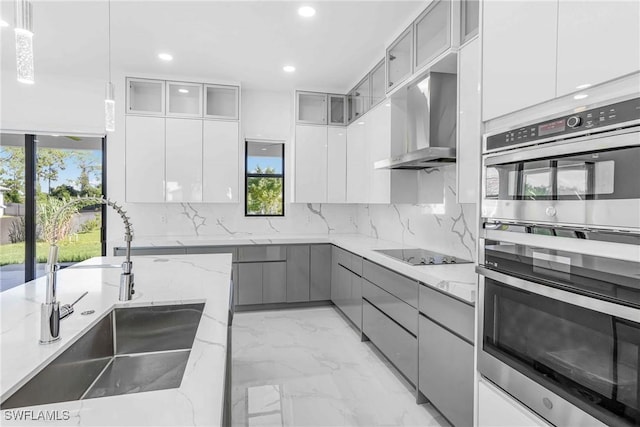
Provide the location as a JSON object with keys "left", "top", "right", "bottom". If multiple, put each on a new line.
{"left": 414, "top": 0, "right": 453, "bottom": 71}
{"left": 296, "top": 91, "right": 328, "bottom": 125}
{"left": 328, "top": 94, "right": 346, "bottom": 125}
{"left": 205, "top": 84, "right": 239, "bottom": 120}
{"left": 369, "top": 59, "right": 386, "bottom": 107}
{"left": 127, "top": 78, "right": 166, "bottom": 115}
{"left": 166, "top": 81, "right": 203, "bottom": 117}
{"left": 386, "top": 26, "right": 414, "bottom": 92}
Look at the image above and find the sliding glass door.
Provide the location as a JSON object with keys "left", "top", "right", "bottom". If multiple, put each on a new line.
{"left": 0, "top": 133, "right": 105, "bottom": 291}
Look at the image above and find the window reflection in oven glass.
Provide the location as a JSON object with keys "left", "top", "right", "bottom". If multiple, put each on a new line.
{"left": 484, "top": 279, "right": 640, "bottom": 425}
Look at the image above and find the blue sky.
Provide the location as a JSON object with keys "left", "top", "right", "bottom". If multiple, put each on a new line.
{"left": 40, "top": 149, "right": 102, "bottom": 191}
{"left": 247, "top": 156, "right": 282, "bottom": 174}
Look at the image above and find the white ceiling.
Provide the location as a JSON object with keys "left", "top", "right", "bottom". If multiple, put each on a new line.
{"left": 0, "top": 0, "right": 426, "bottom": 93}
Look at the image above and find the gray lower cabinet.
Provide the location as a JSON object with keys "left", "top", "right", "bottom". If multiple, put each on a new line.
{"left": 310, "top": 244, "right": 331, "bottom": 300}
{"left": 344, "top": 272, "right": 362, "bottom": 330}
{"left": 263, "top": 262, "right": 287, "bottom": 303}
{"left": 331, "top": 246, "right": 363, "bottom": 330}
{"left": 114, "top": 247, "right": 187, "bottom": 256}
{"left": 363, "top": 300, "right": 417, "bottom": 385}
{"left": 238, "top": 261, "right": 287, "bottom": 305}
{"left": 237, "top": 263, "right": 263, "bottom": 305}
{"left": 286, "top": 246, "right": 310, "bottom": 302}
{"left": 419, "top": 314, "right": 473, "bottom": 427}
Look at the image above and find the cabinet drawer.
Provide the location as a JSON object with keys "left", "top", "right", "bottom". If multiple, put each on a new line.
{"left": 185, "top": 246, "right": 237, "bottom": 261}
{"left": 350, "top": 253, "right": 363, "bottom": 276}
{"left": 333, "top": 246, "right": 362, "bottom": 276}
{"left": 362, "top": 280, "right": 417, "bottom": 335}
{"left": 363, "top": 260, "right": 418, "bottom": 308}
{"left": 238, "top": 245, "right": 286, "bottom": 262}
{"left": 419, "top": 284, "right": 474, "bottom": 343}
{"left": 419, "top": 315, "right": 474, "bottom": 427}
{"left": 363, "top": 300, "right": 417, "bottom": 385}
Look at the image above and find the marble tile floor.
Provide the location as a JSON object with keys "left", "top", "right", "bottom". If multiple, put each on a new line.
{"left": 231, "top": 307, "right": 449, "bottom": 427}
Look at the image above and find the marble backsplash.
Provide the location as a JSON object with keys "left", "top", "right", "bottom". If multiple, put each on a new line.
{"left": 109, "top": 203, "right": 359, "bottom": 239}
{"left": 110, "top": 165, "right": 477, "bottom": 261}
{"left": 356, "top": 165, "right": 478, "bottom": 262}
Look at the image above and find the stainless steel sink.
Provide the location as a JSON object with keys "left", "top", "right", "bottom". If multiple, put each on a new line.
{"left": 1, "top": 303, "right": 204, "bottom": 409}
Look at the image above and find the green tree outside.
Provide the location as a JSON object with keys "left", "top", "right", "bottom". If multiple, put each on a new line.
{"left": 246, "top": 166, "right": 283, "bottom": 215}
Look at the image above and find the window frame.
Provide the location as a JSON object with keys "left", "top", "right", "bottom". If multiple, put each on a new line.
{"left": 0, "top": 133, "right": 107, "bottom": 286}
{"left": 244, "top": 140, "right": 285, "bottom": 217}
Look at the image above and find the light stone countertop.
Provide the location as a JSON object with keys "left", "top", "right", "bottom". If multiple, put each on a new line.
{"left": 0, "top": 254, "right": 233, "bottom": 426}
{"left": 113, "top": 233, "right": 478, "bottom": 304}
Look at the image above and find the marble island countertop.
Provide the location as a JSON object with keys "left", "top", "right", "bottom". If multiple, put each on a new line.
{"left": 0, "top": 254, "right": 233, "bottom": 426}
{"left": 113, "top": 233, "right": 478, "bottom": 304}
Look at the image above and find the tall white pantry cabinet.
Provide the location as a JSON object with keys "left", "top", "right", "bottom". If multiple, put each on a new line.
{"left": 125, "top": 78, "right": 240, "bottom": 203}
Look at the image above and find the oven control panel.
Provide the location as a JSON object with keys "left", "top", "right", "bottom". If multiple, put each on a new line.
{"left": 486, "top": 97, "right": 640, "bottom": 152}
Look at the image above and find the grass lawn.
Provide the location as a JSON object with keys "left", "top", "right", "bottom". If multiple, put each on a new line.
{"left": 0, "top": 229, "right": 101, "bottom": 266}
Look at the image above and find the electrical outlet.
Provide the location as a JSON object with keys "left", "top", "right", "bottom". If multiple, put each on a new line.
{"left": 160, "top": 214, "right": 168, "bottom": 224}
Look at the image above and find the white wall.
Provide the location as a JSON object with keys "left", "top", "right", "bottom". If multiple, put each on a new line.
{"left": 0, "top": 0, "right": 108, "bottom": 135}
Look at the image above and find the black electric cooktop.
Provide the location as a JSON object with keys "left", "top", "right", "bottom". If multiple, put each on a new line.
{"left": 375, "top": 248, "right": 472, "bottom": 266}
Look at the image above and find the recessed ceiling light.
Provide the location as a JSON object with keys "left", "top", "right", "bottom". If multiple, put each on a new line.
{"left": 385, "top": 102, "right": 391, "bottom": 107}
{"left": 574, "top": 93, "right": 588, "bottom": 100}
{"left": 158, "top": 53, "right": 173, "bottom": 61}
{"left": 283, "top": 65, "right": 296, "bottom": 73}
{"left": 576, "top": 83, "right": 592, "bottom": 90}
{"left": 357, "top": 121, "right": 365, "bottom": 125}
{"left": 178, "top": 88, "right": 189, "bottom": 94}
{"left": 298, "top": 6, "right": 316, "bottom": 17}
{"left": 0, "top": 19, "right": 8, "bottom": 27}
{"left": 261, "top": 148, "right": 267, "bottom": 151}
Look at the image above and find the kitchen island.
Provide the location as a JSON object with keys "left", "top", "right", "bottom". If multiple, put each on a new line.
{"left": 0, "top": 254, "right": 233, "bottom": 426}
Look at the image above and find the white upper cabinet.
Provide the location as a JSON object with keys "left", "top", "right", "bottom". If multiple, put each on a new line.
{"left": 556, "top": 1, "right": 640, "bottom": 97}
{"left": 346, "top": 119, "right": 369, "bottom": 203}
{"left": 204, "top": 84, "right": 239, "bottom": 120}
{"left": 297, "top": 91, "right": 328, "bottom": 125}
{"left": 414, "top": 0, "right": 452, "bottom": 71}
{"left": 367, "top": 103, "right": 391, "bottom": 204}
{"left": 166, "top": 81, "right": 203, "bottom": 117}
{"left": 203, "top": 120, "right": 239, "bottom": 202}
{"left": 327, "top": 127, "right": 347, "bottom": 203}
{"left": 457, "top": 37, "right": 481, "bottom": 204}
{"left": 328, "top": 94, "right": 347, "bottom": 125}
{"left": 370, "top": 60, "right": 386, "bottom": 107}
{"left": 482, "top": 0, "right": 558, "bottom": 121}
{"left": 127, "top": 78, "right": 165, "bottom": 116}
{"left": 387, "top": 26, "right": 414, "bottom": 92}
{"left": 125, "top": 115, "right": 165, "bottom": 202}
{"left": 295, "top": 124, "right": 328, "bottom": 203}
{"left": 165, "top": 118, "right": 203, "bottom": 202}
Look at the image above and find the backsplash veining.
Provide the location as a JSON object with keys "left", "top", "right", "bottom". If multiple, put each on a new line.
{"left": 111, "top": 203, "right": 359, "bottom": 238}
{"left": 356, "top": 166, "right": 478, "bottom": 261}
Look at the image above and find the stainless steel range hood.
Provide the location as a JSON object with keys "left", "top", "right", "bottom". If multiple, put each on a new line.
{"left": 375, "top": 71, "right": 457, "bottom": 170}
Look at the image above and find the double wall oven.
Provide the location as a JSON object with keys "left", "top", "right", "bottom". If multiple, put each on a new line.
{"left": 478, "top": 96, "right": 640, "bottom": 426}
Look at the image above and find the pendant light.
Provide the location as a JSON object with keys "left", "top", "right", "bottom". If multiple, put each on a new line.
{"left": 105, "top": 0, "right": 115, "bottom": 132}
{"left": 14, "top": 0, "right": 34, "bottom": 84}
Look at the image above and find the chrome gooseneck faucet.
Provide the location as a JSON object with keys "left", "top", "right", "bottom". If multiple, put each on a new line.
{"left": 40, "top": 197, "right": 134, "bottom": 344}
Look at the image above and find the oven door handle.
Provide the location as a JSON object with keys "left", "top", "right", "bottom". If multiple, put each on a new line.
{"left": 476, "top": 266, "right": 640, "bottom": 322}
{"left": 484, "top": 127, "right": 639, "bottom": 166}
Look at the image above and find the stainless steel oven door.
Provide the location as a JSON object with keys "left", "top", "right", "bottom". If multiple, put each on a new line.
{"left": 482, "top": 127, "right": 640, "bottom": 231}
{"left": 478, "top": 268, "right": 640, "bottom": 427}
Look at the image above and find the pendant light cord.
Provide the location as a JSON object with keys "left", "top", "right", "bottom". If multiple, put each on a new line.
{"left": 108, "top": 0, "right": 111, "bottom": 83}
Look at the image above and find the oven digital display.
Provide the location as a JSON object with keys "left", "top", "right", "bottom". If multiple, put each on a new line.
{"left": 538, "top": 119, "right": 566, "bottom": 136}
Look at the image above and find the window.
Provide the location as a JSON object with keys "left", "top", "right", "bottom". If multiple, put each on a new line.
{"left": 0, "top": 133, "right": 106, "bottom": 291}
{"left": 245, "top": 140, "right": 284, "bottom": 216}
